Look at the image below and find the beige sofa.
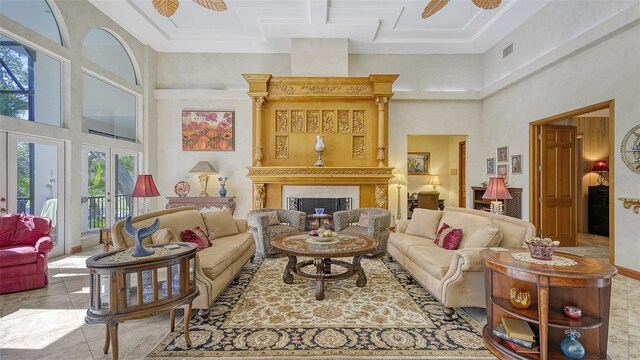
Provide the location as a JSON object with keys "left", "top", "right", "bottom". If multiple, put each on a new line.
{"left": 111, "top": 207, "right": 255, "bottom": 316}
{"left": 389, "top": 207, "right": 535, "bottom": 321}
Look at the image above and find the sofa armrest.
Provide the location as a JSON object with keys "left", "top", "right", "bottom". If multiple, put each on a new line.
{"left": 278, "top": 210, "right": 306, "bottom": 231}
{"left": 333, "top": 210, "right": 358, "bottom": 231}
{"left": 235, "top": 219, "right": 248, "bottom": 233}
{"left": 368, "top": 213, "right": 391, "bottom": 236}
{"left": 395, "top": 220, "right": 410, "bottom": 233}
{"left": 447, "top": 248, "right": 485, "bottom": 274}
{"left": 35, "top": 236, "right": 54, "bottom": 253}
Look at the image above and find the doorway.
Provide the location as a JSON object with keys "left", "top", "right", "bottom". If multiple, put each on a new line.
{"left": 1, "top": 133, "right": 66, "bottom": 257}
{"left": 529, "top": 100, "right": 614, "bottom": 264}
{"left": 81, "top": 146, "right": 138, "bottom": 240}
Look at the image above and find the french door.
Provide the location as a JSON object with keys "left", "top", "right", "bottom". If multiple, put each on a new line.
{"left": 81, "top": 146, "right": 138, "bottom": 233}
{"left": 4, "top": 133, "right": 66, "bottom": 257}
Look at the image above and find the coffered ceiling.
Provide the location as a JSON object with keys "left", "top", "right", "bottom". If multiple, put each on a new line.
{"left": 88, "top": 0, "right": 551, "bottom": 54}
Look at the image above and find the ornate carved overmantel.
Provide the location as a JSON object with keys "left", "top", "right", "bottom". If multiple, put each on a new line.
{"left": 243, "top": 74, "right": 398, "bottom": 209}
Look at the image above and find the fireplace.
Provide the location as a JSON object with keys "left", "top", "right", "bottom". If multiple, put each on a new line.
{"left": 288, "top": 197, "right": 352, "bottom": 230}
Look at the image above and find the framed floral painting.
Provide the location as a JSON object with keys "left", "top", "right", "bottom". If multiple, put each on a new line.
{"left": 182, "top": 111, "right": 235, "bottom": 151}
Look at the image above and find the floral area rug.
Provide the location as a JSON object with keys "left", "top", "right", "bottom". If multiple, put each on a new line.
{"left": 148, "top": 257, "right": 491, "bottom": 359}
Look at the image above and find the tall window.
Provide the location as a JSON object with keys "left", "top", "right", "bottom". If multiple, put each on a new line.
{"left": 82, "top": 29, "right": 139, "bottom": 141}
{"left": 0, "top": 0, "right": 62, "bottom": 45}
{"left": 0, "top": 35, "right": 62, "bottom": 126}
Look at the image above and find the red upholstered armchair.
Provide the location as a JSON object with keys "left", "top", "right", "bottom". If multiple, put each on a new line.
{"left": 0, "top": 214, "right": 53, "bottom": 294}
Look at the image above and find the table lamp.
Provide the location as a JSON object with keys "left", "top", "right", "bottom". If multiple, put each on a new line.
{"left": 482, "top": 177, "right": 512, "bottom": 215}
{"left": 428, "top": 175, "right": 441, "bottom": 192}
{"left": 189, "top": 161, "right": 217, "bottom": 197}
{"left": 389, "top": 172, "right": 409, "bottom": 220}
{"left": 591, "top": 160, "right": 609, "bottom": 186}
{"left": 131, "top": 174, "right": 160, "bottom": 215}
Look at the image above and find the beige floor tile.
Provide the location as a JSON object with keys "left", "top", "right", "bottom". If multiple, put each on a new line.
{"left": 1, "top": 292, "right": 72, "bottom": 319}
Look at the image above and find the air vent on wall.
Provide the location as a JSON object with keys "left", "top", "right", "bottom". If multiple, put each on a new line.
{"left": 503, "top": 43, "right": 513, "bottom": 58}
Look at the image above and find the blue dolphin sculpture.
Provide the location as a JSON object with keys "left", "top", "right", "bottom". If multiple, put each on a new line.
{"left": 124, "top": 216, "right": 160, "bottom": 257}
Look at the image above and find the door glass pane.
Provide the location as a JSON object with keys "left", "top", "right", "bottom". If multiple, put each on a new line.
{"left": 82, "top": 150, "right": 107, "bottom": 230}
{"left": 16, "top": 141, "right": 60, "bottom": 245}
{"left": 114, "top": 154, "right": 135, "bottom": 222}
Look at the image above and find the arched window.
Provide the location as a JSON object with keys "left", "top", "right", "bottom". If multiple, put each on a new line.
{"left": 83, "top": 29, "right": 137, "bottom": 84}
{"left": 0, "top": 0, "right": 62, "bottom": 45}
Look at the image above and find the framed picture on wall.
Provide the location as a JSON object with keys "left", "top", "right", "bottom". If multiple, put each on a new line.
{"left": 487, "top": 158, "right": 496, "bottom": 174}
{"left": 497, "top": 164, "right": 508, "bottom": 180}
{"left": 407, "top": 152, "right": 430, "bottom": 175}
{"left": 497, "top": 146, "right": 509, "bottom": 162}
{"left": 182, "top": 110, "right": 235, "bottom": 151}
{"left": 512, "top": 154, "right": 523, "bottom": 173}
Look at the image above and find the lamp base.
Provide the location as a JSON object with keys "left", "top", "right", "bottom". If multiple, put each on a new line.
{"left": 138, "top": 198, "right": 151, "bottom": 215}
{"left": 198, "top": 173, "right": 210, "bottom": 197}
{"left": 489, "top": 201, "right": 504, "bottom": 215}
{"left": 597, "top": 173, "right": 607, "bottom": 186}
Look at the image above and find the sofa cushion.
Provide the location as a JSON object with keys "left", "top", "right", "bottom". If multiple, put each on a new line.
{"left": 9, "top": 215, "right": 51, "bottom": 247}
{"left": 435, "top": 223, "right": 463, "bottom": 250}
{"left": 180, "top": 226, "right": 211, "bottom": 250}
{"left": 343, "top": 225, "right": 368, "bottom": 236}
{"left": 198, "top": 232, "right": 253, "bottom": 280}
{"left": 389, "top": 232, "right": 438, "bottom": 254}
{"left": 406, "top": 246, "right": 454, "bottom": 280}
{"left": 463, "top": 223, "right": 503, "bottom": 249}
{"left": 201, "top": 209, "right": 240, "bottom": 240}
{"left": 0, "top": 245, "right": 38, "bottom": 267}
{"left": 266, "top": 211, "right": 280, "bottom": 226}
{"left": 151, "top": 228, "right": 175, "bottom": 245}
{"left": 0, "top": 214, "right": 19, "bottom": 246}
{"left": 406, "top": 209, "right": 442, "bottom": 239}
{"left": 438, "top": 211, "right": 491, "bottom": 249}
{"left": 356, "top": 214, "right": 372, "bottom": 227}
{"left": 267, "top": 224, "right": 298, "bottom": 238}
{"left": 491, "top": 219, "right": 530, "bottom": 248}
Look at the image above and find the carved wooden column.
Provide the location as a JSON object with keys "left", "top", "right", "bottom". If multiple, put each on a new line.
{"left": 253, "top": 184, "right": 266, "bottom": 209}
{"left": 253, "top": 96, "right": 265, "bottom": 167}
{"left": 375, "top": 96, "right": 389, "bottom": 167}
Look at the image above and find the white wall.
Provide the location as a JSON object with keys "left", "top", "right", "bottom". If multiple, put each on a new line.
{"left": 479, "top": 23, "right": 640, "bottom": 270}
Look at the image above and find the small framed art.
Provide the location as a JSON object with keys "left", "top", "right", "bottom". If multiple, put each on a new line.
{"left": 182, "top": 110, "right": 235, "bottom": 151}
{"left": 407, "top": 152, "right": 430, "bottom": 175}
{"left": 511, "top": 154, "right": 523, "bottom": 173}
{"left": 497, "top": 164, "right": 508, "bottom": 180}
{"left": 487, "top": 158, "right": 496, "bottom": 175}
{"left": 497, "top": 146, "right": 508, "bottom": 162}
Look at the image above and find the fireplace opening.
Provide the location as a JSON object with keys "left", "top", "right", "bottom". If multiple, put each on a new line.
{"left": 288, "top": 197, "right": 352, "bottom": 230}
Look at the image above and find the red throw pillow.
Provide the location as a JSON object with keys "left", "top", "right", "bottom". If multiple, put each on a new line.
{"left": 434, "top": 223, "right": 463, "bottom": 250}
{"left": 180, "top": 226, "right": 211, "bottom": 251}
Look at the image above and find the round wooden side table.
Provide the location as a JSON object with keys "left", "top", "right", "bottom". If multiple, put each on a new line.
{"left": 85, "top": 243, "right": 199, "bottom": 360}
{"left": 271, "top": 232, "right": 378, "bottom": 300}
{"left": 480, "top": 249, "right": 616, "bottom": 360}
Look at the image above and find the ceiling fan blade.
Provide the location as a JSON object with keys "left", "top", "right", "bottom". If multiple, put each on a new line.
{"left": 153, "top": 0, "right": 179, "bottom": 17}
{"left": 193, "top": 0, "right": 227, "bottom": 11}
{"left": 471, "top": 0, "right": 502, "bottom": 10}
{"left": 422, "top": 0, "right": 449, "bottom": 19}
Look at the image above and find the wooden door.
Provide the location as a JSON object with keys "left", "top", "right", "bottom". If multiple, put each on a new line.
{"left": 540, "top": 125, "right": 577, "bottom": 246}
{"left": 459, "top": 141, "right": 466, "bottom": 207}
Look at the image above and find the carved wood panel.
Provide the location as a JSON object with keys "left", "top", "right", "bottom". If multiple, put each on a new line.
{"left": 306, "top": 110, "right": 319, "bottom": 133}
{"left": 353, "top": 136, "right": 365, "bottom": 159}
{"left": 338, "top": 110, "right": 350, "bottom": 133}
{"left": 353, "top": 110, "right": 365, "bottom": 133}
{"left": 275, "top": 135, "right": 288, "bottom": 159}
{"left": 276, "top": 110, "right": 289, "bottom": 133}
{"left": 291, "top": 110, "right": 305, "bottom": 133}
{"left": 322, "top": 110, "right": 335, "bottom": 133}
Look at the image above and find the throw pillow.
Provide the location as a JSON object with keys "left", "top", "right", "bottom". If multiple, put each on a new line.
{"left": 200, "top": 209, "right": 240, "bottom": 240}
{"left": 434, "top": 223, "right": 463, "bottom": 250}
{"left": 406, "top": 209, "right": 443, "bottom": 239}
{"left": 266, "top": 211, "right": 280, "bottom": 226}
{"left": 356, "top": 214, "right": 371, "bottom": 227}
{"left": 180, "top": 226, "right": 211, "bottom": 251}
{"left": 151, "top": 228, "right": 175, "bottom": 245}
{"left": 463, "top": 223, "right": 503, "bottom": 249}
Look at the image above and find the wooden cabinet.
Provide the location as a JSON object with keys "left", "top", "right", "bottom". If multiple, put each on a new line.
{"left": 472, "top": 186, "right": 522, "bottom": 219}
{"left": 588, "top": 186, "right": 609, "bottom": 236}
{"left": 166, "top": 196, "right": 236, "bottom": 215}
{"left": 480, "top": 249, "right": 616, "bottom": 360}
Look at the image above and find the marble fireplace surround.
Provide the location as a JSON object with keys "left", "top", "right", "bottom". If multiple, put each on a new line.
{"left": 282, "top": 185, "right": 360, "bottom": 210}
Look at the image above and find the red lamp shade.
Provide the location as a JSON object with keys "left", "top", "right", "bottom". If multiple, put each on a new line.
{"left": 482, "top": 177, "right": 512, "bottom": 201}
{"left": 591, "top": 160, "right": 609, "bottom": 172}
{"left": 131, "top": 175, "right": 160, "bottom": 198}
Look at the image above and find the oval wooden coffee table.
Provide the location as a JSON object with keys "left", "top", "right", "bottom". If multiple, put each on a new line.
{"left": 271, "top": 232, "right": 378, "bottom": 300}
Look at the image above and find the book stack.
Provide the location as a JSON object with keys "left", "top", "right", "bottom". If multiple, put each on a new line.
{"left": 492, "top": 318, "right": 540, "bottom": 354}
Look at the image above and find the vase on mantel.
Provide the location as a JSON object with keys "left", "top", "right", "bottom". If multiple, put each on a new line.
{"left": 219, "top": 184, "right": 227, "bottom": 197}
{"left": 314, "top": 135, "right": 326, "bottom": 167}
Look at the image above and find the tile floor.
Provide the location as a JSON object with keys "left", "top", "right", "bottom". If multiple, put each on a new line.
{"left": 0, "top": 243, "right": 638, "bottom": 360}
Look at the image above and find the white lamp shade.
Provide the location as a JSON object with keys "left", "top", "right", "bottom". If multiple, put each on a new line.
{"left": 389, "top": 173, "right": 408, "bottom": 185}
{"left": 189, "top": 161, "right": 217, "bottom": 174}
{"left": 428, "top": 175, "right": 441, "bottom": 186}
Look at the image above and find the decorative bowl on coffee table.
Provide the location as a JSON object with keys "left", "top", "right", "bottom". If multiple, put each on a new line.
{"left": 525, "top": 237, "right": 560, "bottom": 260}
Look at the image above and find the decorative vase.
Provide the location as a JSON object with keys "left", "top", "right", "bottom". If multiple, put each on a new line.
{"left": 509, "top": 287, "right": 532, "bottom": 309}
{"left": 124, "top": 216, "right": 160, "bottom": 257}
{"left": 314, "top": 135, "right": 326, "bottom": 167}
{"left": 560, "top": 329, "right": 586, "bottom": 359}
{"left": 525, "top": 237, "right": 560, "bottom": 260}
{"left": 315, "top": 208, "right": 325, "bottom": 215}
{"left": 219, "top": 184, "right": 227, "bottom": 197}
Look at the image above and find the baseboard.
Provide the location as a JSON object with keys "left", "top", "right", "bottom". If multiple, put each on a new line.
{"left": 70, "top": 245, "right": 82, "bottom": 254}
{"left": 615, "top": 265, "right": 640, "bottom": 281}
